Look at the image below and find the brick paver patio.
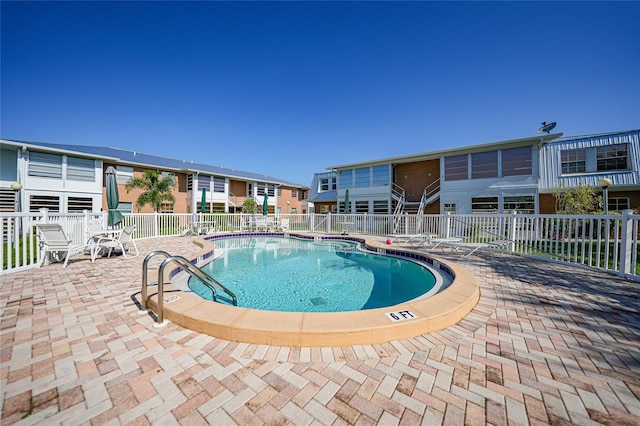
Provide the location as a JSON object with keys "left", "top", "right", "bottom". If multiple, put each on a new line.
{"left": 1, "top": 236, "right": 639, "bottom": 425}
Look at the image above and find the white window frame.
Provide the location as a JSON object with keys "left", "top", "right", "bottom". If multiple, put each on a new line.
{"left": 116, "top": 166, "right": 134, "bottom": 184}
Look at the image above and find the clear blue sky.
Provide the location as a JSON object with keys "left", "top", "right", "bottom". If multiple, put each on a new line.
{"left": 2, "top": 1, "right": 639, "bottom": 186}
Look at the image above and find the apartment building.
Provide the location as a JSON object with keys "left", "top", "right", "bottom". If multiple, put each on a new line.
{"left": 538, "top": 130, "right": 640, "bottom": 213}
{"left": 309, "top": 129, "right": 640, "bottom": 215}
{"left": 0, "top": 139, "right": 308, "bottom": 215}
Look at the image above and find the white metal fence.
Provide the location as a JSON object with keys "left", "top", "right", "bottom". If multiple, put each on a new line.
{"left": 2, "top": 210, "right": 639, "bottom": 280}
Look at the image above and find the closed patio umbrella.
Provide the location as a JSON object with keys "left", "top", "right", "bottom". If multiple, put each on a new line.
{"left": 263, "top": 191, "right": 269, "bottom": 216}
{"left": 200, "top": 188, "right": 207, "bottom": 213}
{"left": 344, "top": 189, "right": 350, "bottom": 214}
{"left": 105, "top": 166, "right": 124, "bottom": 227}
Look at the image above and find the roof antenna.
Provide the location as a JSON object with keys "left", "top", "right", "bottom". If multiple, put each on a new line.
{"left": 537, "top": 121, "right": 557, "bottom": 134}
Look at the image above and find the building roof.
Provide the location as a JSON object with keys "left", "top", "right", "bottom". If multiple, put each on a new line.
{"left": 546, "top": 129, "right": 640, "bottom": 144}
{"left": 326, "top": 132, "right": 563, "bottom": 170}
{"left": 1, "top": 139, "right": 307, "bottom": 188}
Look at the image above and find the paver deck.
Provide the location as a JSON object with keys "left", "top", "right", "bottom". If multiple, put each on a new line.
{"left": 1, "top": 235, "right": 639, "bottom": 425}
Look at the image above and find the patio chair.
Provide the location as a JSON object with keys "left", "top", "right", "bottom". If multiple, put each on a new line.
{"left": 86, "top": 222, "right": 107, "bottom": 252}
{"left": 254, "top": 217, "right": 271, "bottom": 232}
{"left": 91, "top": 225, "right": 139, "bottom": 262}
{"left": 35, "top": 223, "right": 84, "bottom": 268}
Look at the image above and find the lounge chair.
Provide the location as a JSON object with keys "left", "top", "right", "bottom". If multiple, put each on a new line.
{"left": 35, "top": 223, "right": 85, "bottom": 268}
{"left": 91, "top": 225, "right": 139, "bottom": 261}
{"left": 278, "top": 218, "right": 290, "bottom": 232}
{"left": 439, "top": 240, "right": 511, "bottom": 257}
{"left": 394, "top": 234, "right": 463, "bottom": 248}
{"left": 180, "top": 227, "right": 196, "bottom": 237}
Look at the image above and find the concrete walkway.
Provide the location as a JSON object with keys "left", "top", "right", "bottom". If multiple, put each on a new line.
{"left": 1, "top": 236, "right": 639, "bottom": 425}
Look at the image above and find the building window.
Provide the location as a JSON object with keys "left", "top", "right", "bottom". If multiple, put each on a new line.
{"left": 372, "top": 165, "right": 390, "bottom": 186}
{"left": 277, "top": 187, "right": 282, "bottom": 196}
{"left": 319, "top": 177, "right": 336, "bottom": 191}
{"left": 503, "top": 196, "right": 535, "bottom": 214}
{"left": 354, "top": 167, "right": 369, "bottom": 188}
{"left": 29, "top": 195, "right": 60, "bottom": 212}
{"left": 471, "top": 197, "right": 498, "bottom": 214}
{"left": 116, "top": 166, "right": 134, "bottom": 184}
{"left": 561, "top": 149, "right": 587, "bottom": 174}
{"left": 187, "top": 174, "right": 194, "bottom": 191}
{"left": 159, "top": 202, "right": 174, "bottom": 213}
{"left": 117, "top": 202, "right": 133, "bottom": 214}
{"left": 256, "top": 184, "right": 275, "bottom": 196}
{"left": 444, "top": 155, "right": 468, "bottom": 181}
{"left": 608, "top": 197, "right": 629, "bottom": 212}
{"left": 291, "top": 207, "right": 297, "bottom": 214}
{"left": 355, "top": 201, "right": 368, "bottom": 213}
{"left": 198, "top": 176, "right": 210, "bottom": 191}
{"left": 471, "top": 151, "right": 498, "bottom": 179}
{"left": 211, "top": 202, "right": 224, "bottom": 213}
{"left": 444, "top": 203, "right": 457, "bottom": 213}
{"left": 247, "top": 183, "right": 253, "bottom": 197}
{"left": 339, "top": 170, "right": 353, "bottom": 189}
{"left": 502, "top": 147, "right": 532, "bottom": 177}
{"left": 67, "top": 157, "right": 95, "bottom": 182}
{"left": 292, "top": 188, "right": 298, "bottom": 198}
{"left": 373, "top": 200, "right": 389, "bottom": 214}
{"left": 28, "top": 152, "right": 63, "bottom": 179}
{"left": 0, "top": 189, "right": 15, "bottom": 212}
{"left": 67, "top": 197, "right": 93, "bottom": 212}
{"left": 597, "top": 144, "right": 628, "bottom": 171}
{"left": 339, "top": 201, "right": 351, "bottom": 213}
{"left": 213, "top": 177, "right": 225, "bottom": 193}
{"left": 161, "top": 171, "right": 175, "bottom": 180}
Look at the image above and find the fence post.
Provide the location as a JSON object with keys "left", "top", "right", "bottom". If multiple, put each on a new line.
{"left": 444, "top": 212, "right": 451, "bottom": 238}
{"left": 83, "top": 210, "right": 90, "bottom": 241}
{"left": 154, "top": 211, "right": 159, "bottom": 237}
{"left": 620, "top": 209, "right": 633, "bottom": 276}
{"left": 309, "top": 213, "right": 315, "bottom": 232}
{"left": 508, "top": 211, "right": 518, "bottom": 252}
{"left": 327, "top": 212, "right": 332, "bottom": 234}
{"left": 40, "top": 208, "right": 49, "bottom": 223}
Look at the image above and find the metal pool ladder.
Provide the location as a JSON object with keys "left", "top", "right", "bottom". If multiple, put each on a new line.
{"left": 140, "top": 250, "right": 237, "bottom": 327}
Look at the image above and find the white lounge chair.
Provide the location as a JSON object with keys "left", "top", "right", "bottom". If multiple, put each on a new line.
{"left": 180, "top": 227, "right": 196, "bottom": 237}
{"left": 36, "top": 223, "right": 84, "bottom": 268}
{"left": 278, "top": 218, "right": 290, "bottom": 232}
{"left": 439, "top": 240, "right": 511, "bottom": 257}
{"left": 91, "top": 225, "right": 139, "bottom": 261}
{"left": 394, "top": 234, "right": 463, "bottom": 248}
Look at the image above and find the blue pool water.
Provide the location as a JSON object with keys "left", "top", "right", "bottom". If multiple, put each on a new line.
{"left": 188, "top": 236, "right": 439, "bottom": 313}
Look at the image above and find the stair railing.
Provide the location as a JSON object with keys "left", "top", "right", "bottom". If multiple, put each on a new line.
{"left": 141, "top": 251, "right": 237, "bottom": 327}
{"left": 391, "top": 183, "right": 406, "bottom": 234}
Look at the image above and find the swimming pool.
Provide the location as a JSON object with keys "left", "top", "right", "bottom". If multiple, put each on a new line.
{"left": 187, "top": 236, "right": 446, "bottom": 312}
{"left": 148, "top": 233, "right": 479, "bottom": 347}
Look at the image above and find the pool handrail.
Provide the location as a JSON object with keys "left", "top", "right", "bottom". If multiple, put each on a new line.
{"left": 155, "top": 254, "right": 238, "bottom": 325}
{"left": 141, "top": 250, "right": 172, "bottom": 312}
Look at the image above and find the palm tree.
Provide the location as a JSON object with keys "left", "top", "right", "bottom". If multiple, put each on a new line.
{"left": 125, "top": 170, "right": 176, "bottom": 212}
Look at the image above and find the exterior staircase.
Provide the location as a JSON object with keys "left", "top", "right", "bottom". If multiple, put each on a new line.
{"left": 391, "top": 179, "right": 441, "bottom": 235}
